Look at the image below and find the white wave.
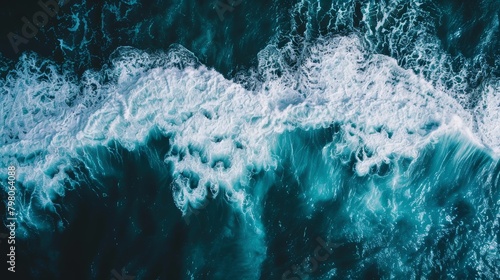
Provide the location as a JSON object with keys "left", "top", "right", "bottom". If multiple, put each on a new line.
{"left": 0, "top": 35, "right": 497, "bottom": 228}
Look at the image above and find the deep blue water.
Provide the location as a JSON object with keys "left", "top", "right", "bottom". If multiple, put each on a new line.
{"left": 0, "top": 0, "right": 499, "bottom": 279}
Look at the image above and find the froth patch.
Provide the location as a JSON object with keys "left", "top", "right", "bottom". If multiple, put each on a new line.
{"left": 475, "top": 81, "right": 500, "bottom": 155}
{"left": 0, "top": 36, "right": 497, "bottom": 228}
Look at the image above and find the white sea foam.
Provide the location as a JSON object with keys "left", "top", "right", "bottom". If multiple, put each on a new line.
{"left": 475, "top": 80, "right": 500, "bottom": 156}
{"left": 0, "top": 35, "right": 498, "bottom": 228}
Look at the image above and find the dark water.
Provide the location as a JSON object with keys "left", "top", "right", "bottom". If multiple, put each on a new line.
{"left": 0, "top": 0, "right": 499, "bottom": 279}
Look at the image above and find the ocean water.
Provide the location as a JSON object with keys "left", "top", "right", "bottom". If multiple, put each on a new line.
{"left": 0, "top": 0, "right": 499, "bottom": 279}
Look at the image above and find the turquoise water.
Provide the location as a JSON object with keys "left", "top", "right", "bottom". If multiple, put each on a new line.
{"left": 0, "top": 0, "right": 499, "bottom": 279}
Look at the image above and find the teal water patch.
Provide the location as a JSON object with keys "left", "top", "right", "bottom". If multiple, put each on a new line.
{"left": 258, "top": 127, "right": 499, "bottom": 279}
{"left": 6, "top": 132, "right": 180, "bottom": 279}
